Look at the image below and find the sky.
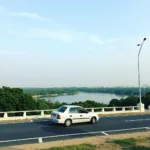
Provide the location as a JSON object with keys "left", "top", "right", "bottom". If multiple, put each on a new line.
{"left": 0, "top": 0, "right": 150, "bottom": 88}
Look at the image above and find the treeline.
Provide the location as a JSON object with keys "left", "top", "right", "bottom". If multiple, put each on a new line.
{"left": 0, "top": 86, "right": 106, "bottom": 112}
{"left": 23, "top": 87, "right": 150, "bottom": 96}
{"left": 0, "top": 86, "right": 150, "bottom": 112}
{"left": 78, "top": 87, "right": 150, "bottom": 96}
{"left": 109, "top": 92, "right": 150, "bottom": 109}
{"left": 23, "top": 87, "right": 79, "bottom": 96}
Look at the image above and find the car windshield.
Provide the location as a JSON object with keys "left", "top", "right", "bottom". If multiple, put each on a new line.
{"left": 57, "top": 106, "right": 67, "bottom": 113}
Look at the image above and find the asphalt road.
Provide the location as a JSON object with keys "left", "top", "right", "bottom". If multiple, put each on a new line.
{"left": 0, "top": 114, "right": 150, "bottom": 146}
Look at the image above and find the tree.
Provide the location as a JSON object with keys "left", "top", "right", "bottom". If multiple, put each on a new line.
{"left": 109, "top": 99, "right": 121, "bottom": 106}
{"left": 142, "top": 92, "right": 150, "bottom": 109}
{"left": 121, "top": 96, "right": 138, "bottom": 106}
{"left": 0, "top": 86, "right": 37, "bottom": 111}
{"left": 37, "top": 99, "right": 49, "bottom": 110}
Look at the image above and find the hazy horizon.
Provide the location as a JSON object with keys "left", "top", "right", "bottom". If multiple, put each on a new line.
{"left": 1, "top": 86, "right": 149, "bottom": 89}
{"left": 0, "top": 0, "right": 150, "bottom": 87}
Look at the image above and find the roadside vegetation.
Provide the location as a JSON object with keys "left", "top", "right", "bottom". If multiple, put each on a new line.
{"left": 0, "top": 86, "right": 150, "bottom": 111}
{"left": 43, "top": 143, "right": 96, "bottom": 150}
{"left": 0, "top": 86, "right": 106, "bottom": 111}
{"left": 111, "top": 137, "right": 150, "bottom": 150}
{"left": 109, "top": 92, "right": 150, "bottom": 109}
{"left": 41, "top": 137, "right": 150, "bottom": 150}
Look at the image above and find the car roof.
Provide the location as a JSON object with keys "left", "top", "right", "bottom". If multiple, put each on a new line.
{"left": 61, "top": 105, "right": 81, "bottom": 108}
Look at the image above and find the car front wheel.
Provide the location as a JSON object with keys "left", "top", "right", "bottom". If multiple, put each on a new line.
{"left": 64, "top": 119, "right": 72, "bottom": 127}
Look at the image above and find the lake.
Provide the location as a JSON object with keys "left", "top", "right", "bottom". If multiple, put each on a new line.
{"left": 42, "top": 92, "right": 127, "bottom": 104}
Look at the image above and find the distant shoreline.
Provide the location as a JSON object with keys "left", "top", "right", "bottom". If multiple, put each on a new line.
{"left": 32, "top": 92, "right": 79, "bottom": 99}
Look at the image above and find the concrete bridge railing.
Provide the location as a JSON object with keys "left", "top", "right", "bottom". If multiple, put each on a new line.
{"left": 0, "top": 105, "right": 144, "bottom": 121}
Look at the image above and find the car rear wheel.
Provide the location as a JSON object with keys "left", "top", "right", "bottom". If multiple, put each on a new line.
{"left": 90, "top": 117, "right": 96, "bottom": 124}
{"left": 64, "top": 119, "right": 72, "bottom": 127}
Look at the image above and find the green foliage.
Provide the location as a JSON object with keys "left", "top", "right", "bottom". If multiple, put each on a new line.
{"left": 23, "top": 87, "right": 79, "bottom": 96}
{"left": 142, "top": 92, "right": 150, "bottom": 109}
{"left": 128, "top": 146, "right": 150, "bottom": 150}
{"left": 121, "top": 96, "right": 138, "bottom": 106}
{"left": 112, "top": 138, "right": 137, "bottom": 146}
{"left": 43, "top": 143, "right": 96, "bottom": 150}
{"left": 23, "top": 87, "right": 150, "bottom": 97}
{"left": 1, "top": 86, "right": 150, "bottom": 111}
{"left": 109, "top": 93, "right": 150, "bottom": 108}
{"left": 109, "top": 99, "right": 122, "bottom": 106}
{"left": 37, "top": 99, "right": 49, "bottom": 110}
{"left": 78, "top": 87, "right": 150, "bottom": 96}
{"left": 112, "top": 138, "right": 150, "bottom": 150}
{"left": 0, "top": 86, "right": 106, "bottom": 111}
{"left": 0, "top": 86, "right": 37, "bottom": 111}
{"left": 72, "top": 100, "right": 106, "bottom": 108}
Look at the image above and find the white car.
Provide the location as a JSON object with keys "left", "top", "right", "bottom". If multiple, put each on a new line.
{"left": 50, "top": 105, "right": 99, "bottom": 127}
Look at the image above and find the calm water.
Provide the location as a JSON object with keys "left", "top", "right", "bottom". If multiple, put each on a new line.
{"left": 42, "top": 92, "right": 127, "bottom": 104}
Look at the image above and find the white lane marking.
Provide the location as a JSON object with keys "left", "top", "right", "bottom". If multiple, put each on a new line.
{"left": 145, "top": 127, "right": 150, "bottom": 130}
{"left": 0, "top": 126, "right": 150, "bottom": 143}
{"left": 125, "top": 118, "right": 150, "bottom": 122}
{"left": 38, "top": 138, "right": 43, "bottom": 143}
{"left": 0, "top": 119, "right": 49, "bottom": 125}
{"left": 0, "top": 121, "right": 32, "bottom": 125}
{"left": 40, "top": 120, "right": 49, "bottom": 122}
{"left": 104, "top": 114, "right": 150, "bottom": 118}
{"left": 101, "top": 132, "right": 109, "bottom": 136}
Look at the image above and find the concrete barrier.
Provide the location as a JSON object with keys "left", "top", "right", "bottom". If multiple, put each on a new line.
{"left": 86, "top": 106, "right": 141, "bottom": 115}
{"left": 0, "top": 105, "right": 143, "bottom": 121}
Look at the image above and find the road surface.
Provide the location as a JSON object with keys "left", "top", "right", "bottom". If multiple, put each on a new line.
{"left": 0, "top": 114, "right": 150, "bottom": 146}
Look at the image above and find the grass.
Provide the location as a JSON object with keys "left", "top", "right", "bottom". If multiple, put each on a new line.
{"left": 42, "top": 143, "right": 96, "bottom": 150}
{"left": 41, "top": 137, "right": 150, "bottom": 150}
{"left": 112, "top": 138, "right": 150, "bottom": 150}
{"left": 112, "top": 138, "right": 137, "bottom": 147}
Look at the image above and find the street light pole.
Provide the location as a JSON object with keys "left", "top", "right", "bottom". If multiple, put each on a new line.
{"left": 137, "top": 38, "right": 147, "bottom": 104}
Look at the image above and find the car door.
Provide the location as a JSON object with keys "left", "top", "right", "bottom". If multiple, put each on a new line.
{"left": 69, "top": 107, "right": 81, "bottom": 123}
{"left": 77, "top": 107, "right": 91, "bottom": 123}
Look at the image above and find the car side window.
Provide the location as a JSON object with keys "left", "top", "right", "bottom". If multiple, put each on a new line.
{"left": 78, "top": 107, "right": 88, "bottom": 113}
{"left": 69, "top": 107, "right": 78, "bottom": 113}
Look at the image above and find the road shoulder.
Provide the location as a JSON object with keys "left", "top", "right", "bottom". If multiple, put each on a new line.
{"left": 3, "top": 131, "right": 150, "bottom": 150}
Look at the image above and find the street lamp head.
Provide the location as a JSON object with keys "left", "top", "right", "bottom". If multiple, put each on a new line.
{"left": 137, "top": 44, "right": 141, "bottom": 46}
{"left": 143, "top": 38, "right": 147, "bottom": 41}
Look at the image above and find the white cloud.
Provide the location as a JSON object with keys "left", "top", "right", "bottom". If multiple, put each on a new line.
{"left": 9, "top": 28, "right": 72, "bottom": 43}
{"left": 89, "top": 35, "right": 104, "bottom": 44}
{"left": 29, "top": 28, "right": 71, "bottom": 43}
{"left": 10, "top": 12, "right": 47, "bottom": 21}
{"left": 9, "top": 27, "right": 117, "bottom": 45}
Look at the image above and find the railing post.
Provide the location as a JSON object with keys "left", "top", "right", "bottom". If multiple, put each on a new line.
{"left": 4, "top": 113, "right": 8, "bottom": 118}
{"left": 113, "top": 107, "right": 116, "bottom": 112}
{"left": 137, "top": 103, "right": 145, "bottom": 112}
{"left": 41, "top": 111, "right": 44, "bottom": 116}
{"left": 132, "top": 107, "right": 135, "bottom": 111}
{"left": 23, "top": 112, "right": 26, "bottom": 118}
{"left": 122, "top": 107, "right": 125, "bottom": 112}
{"left": 102, "top": 108, "right": 105, "bottom": 112}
